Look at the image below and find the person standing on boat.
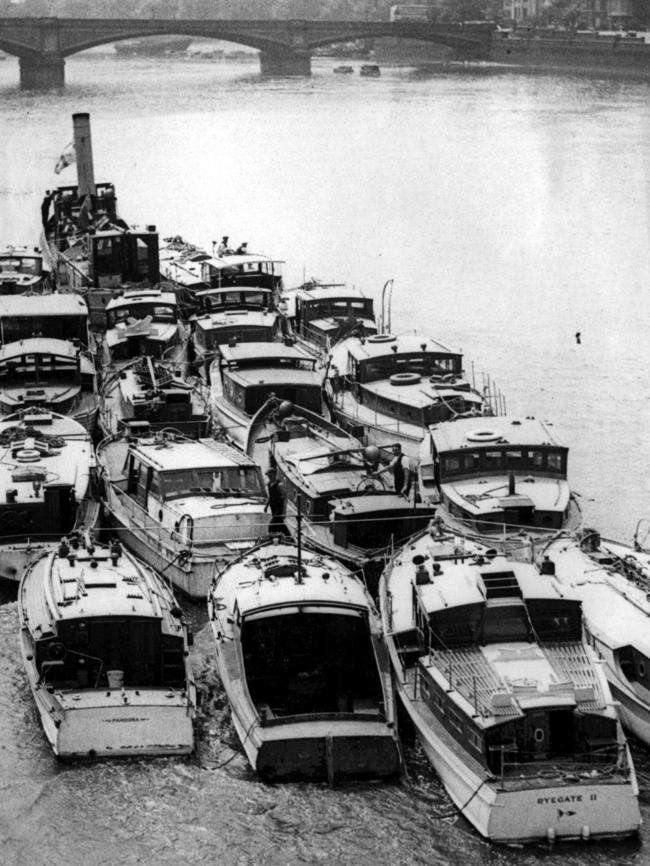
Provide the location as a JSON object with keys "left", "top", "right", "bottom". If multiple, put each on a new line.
{"left": 372, "top": 444, "right": 412, "bottom": 497}
{"left": 264, "top": 468, "right": 287, "bottom": 535}
{"left": 235, "top": 241, "right": 248, "bottom": 255}
{"left": 216, "top": 236, "right": 231, "bottom": 256}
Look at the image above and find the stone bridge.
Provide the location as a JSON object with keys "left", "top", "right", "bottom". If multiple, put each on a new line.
{"left": 0, "top": 17, "right": 495, "bottom": 87}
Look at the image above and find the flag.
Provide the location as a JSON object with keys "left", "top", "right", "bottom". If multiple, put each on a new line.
{"left": 54, "top": 141, "right": 75, "bottom": 174}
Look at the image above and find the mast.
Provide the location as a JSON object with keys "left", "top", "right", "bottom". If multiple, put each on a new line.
{"left": 72, "top": 112, "right": 96, "bottom": 198}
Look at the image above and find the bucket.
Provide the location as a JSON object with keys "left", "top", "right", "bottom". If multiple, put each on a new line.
{"left": 107, "top": 669, "right": 124, "bottom": 689}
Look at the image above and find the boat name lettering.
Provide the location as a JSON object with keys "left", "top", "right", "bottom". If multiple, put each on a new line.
{"left": 102, "top": 717, "right": 150, "bottom": 723}
{"left": 537, "top": 795, "right": 584, "bottom": 804}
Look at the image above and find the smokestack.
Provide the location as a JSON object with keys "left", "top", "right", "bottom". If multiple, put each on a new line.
{"left": 508, "top": 470, "right": 516, "bottom": 496}
{"left": 72, "top": 113, "right": 95, "bottom": 198}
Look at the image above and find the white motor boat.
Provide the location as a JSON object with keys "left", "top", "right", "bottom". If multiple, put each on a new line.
{"left": 97, "top": 430, "right": 270, "bottom": 598}
{"left": 208, "top": 538, "right": 401, "bottom": 782}
{"left": 19, "top": 536, "right": 196, "bottom": 758}
{"left": 379, "top": 527, "right": 641, "bottom": 843}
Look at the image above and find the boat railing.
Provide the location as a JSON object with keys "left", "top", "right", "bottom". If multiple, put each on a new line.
{"left": 491, "top": 743, "right": 630, "bottom": 788}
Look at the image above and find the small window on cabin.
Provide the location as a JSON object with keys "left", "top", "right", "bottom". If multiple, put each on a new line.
{"left": 153, "top": 305, "right": 175, "bottom": 320}
{"left": 351, "top": 301, "right": 365, "bottom": 310}
{"left": 482, "top": 605, "right": 529, "bottom": 643}
{"left": 223, "top": 292, "right": 240, "bottom": 305}
{"left": 463, "top": 452, "right": 482, "bottom": 472}
{"left": 505, "top": 450, "right": 523, "bottom": 467}
{"left": 244, "top": 292, "right": 265, "bottom": 306}
{"left": 547, "top": 451, "right": 563, "bottom": 473}
{"left": 443, "top": 456, "right": 461, "bottom": 475}
{"left": 148, "top": 473, "right": 160, "bottom": 498}
{"left": 484, "top": 450, "right": 503, "bottom": 471}
{"left": 135, "top": 238, "right": 149, "bottom": 273}
{"left": 528, "top": 450, "right": 544, "bottom": 468}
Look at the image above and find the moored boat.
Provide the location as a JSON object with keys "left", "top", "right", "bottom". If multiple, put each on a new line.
{"left": 98, "top": 355, "right": 209, "bottom": 438}
{"left": 380, "top": 528, "right": 641, "bottom": 843}
{"left": 418, "top": 414, "right": 582, "bottom": 544}
{"left": 538, "top": 523, "right": 650, "bottom": 748}
{"left": 97, "top": 430, "right": 270, "bottom": 598}
{"left": 0, "top": 337, "right": 98, "bottom": 432}
{"left": 208, "top": 538, "right": 401, "bottom": 782}
{"left": 325, "top": 333, "right": 500, "bottom": 460}
{"left": 209, "top": 340, "right": 323, "bottom": 448}
{"left": 282, "top": 279, "right": 377, "bottom": 352}
{"left": 0, "top": 408, "right": 98, "bottom": 582}
{"left": 253, "top": 398, "right": 437, "bottom": 572}
{"left": 19, "top": 536, "right": 196, "bottom": 757}
{"left": 0, "top": 292, "right": 90, "bottom": 346}
{"left": 0, "top": 244, "right": 53, "bottom": 295}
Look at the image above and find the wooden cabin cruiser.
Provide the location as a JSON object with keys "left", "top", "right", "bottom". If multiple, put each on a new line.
{"left": 209, "top": 341, "right": 323, "bottom": 448}
{"left": 539, "top": 524, "right": 650, "bottom": 749}
{"left": 282, "top": 280, "right": 377, "bottom": 351}
{"left": 43, "top": 114, "right": 164, "bottom": 330}
{"left": 159, "top": 237, "right": 211, "bottom": 311}
{"left": 325, "top": 334, "right": 493, "bottom": 461}
{"left": 0, "top": 293, "right": 90, "bottom": 347}
{"left": 208, "top": 538, "right": 401, "bottom": 782}
{"left": 207, "top": 250, "right": 284, "bottom": 293}
{"left": 97, "top": 431, "right": 270, "bottom": 599}
{"left": 253, "top": 399, "right": 436, "bottom": 570}
{"left": 0, "top": 409, "right": 98, "bottom": 583}
{"left": 99, "top": 356, "right": 209, "bottom": 439}
{"left": 19, "top": 537, "right": 196, "bottom": 758}
{"left": 0, "top": 338, "right": 98, "bottom": 432}
{"left": 191, "top": 286, "right": 278, "bottom": 380}
{"left": 379, "top": 529, "right": 641, "bottom": 843}
{"left": 418, "top": 415, "right": 581, "bottom": 542}
{"left": 0, "top": 244, "right": 53, "bottom": 295}
{"left": 101, "top": 288, "right": 188, "bottom": 369}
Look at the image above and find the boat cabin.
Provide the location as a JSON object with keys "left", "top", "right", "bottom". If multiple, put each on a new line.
{"left": 104, "top": 289, "right": 183, "bottom": 362}
{"left": 422, "top": 416, "right": 572, "bottom": 531}
{"left": 0, "top": 294, "right": 90, "bottom": 346}
{"left": 46, "top": 181, "right": 122, "bottom": 251}
{"left": 215, "top": 341, "right": 322, "bottom": 416}
{"left": 0, "top": 338, "right": 95, "bottom": 412}
{"left": 407, "top": 555, "right": 619, "bottom": 777}
{"left": 194, "top": 286, "right": 274, "bottom": 316}
{"left": 330, "top": 333, "right": 481, "bottom": 426}
{"left": 206, "top": 253, "right": 283, "bottom": 292}
{"left": 286, "top": 284, "right": 376, "bottom": 348}
{"left": 0, "top": 246, "right": 51, "bottom": 295}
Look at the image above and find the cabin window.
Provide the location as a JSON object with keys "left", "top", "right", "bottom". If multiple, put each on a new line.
{"left": 482, "top": 603, "right": 529, "bottom": 644}
{"left": 484, "top": 450, "right": 502, "bottom": 471}
{"left": 159, "top": 466, "right": 264, "bottom": 499}
{"left": 443, "top": 456, "right": 461, "bottom": 474}
{"left": 505, "top": 450, "right": 523, "bottom": 467}
{"left": 547, "top": 451, "right": 563, "bottom": 473}
{"left": 463, "top": 452, "right": 482, "bottom": 472}
{"left": 448, "top": 708, "right": 464, "bottom": 735}
{"left": 528, "top": 450, "right": 544, "bottom": 468}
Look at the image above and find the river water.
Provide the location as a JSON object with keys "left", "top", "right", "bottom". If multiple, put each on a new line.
{"left": 1, "top": 50, "right": 650, "bottom": 865}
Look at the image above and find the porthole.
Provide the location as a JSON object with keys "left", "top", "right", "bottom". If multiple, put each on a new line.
{"left": 638, "top": 661, "right": 646, "bottom": 678}
{"left": 534, "top": 727, "right": 545, "bottom": 743}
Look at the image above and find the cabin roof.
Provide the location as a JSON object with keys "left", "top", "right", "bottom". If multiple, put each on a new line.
{"left": 334, "top": 333, "right": 454, "bottom": 362}
{"left": 195, "top": 310, "right": 276, "bottom": 332}
{"left": 105, "top": 290, "right": 177, "bottom": 311}
{"left": 20, "top": 546, "right": 184, "bottom": 633}
{"left": 216, "top": 253, "right": 284, "bottom": 267}
{"left": 429, "top": 416, "right": 564, "bottom": 453}
{"left": 294, "top": 286, "right": 370, "bottom": 303}
{"left": 130, "top": 436, "right": 258, "bottom": 471}
{"left": 219, "top": 341, "right": 315, "bottom": 364}
{"left": 195, "top": 286, "right": 273, "bottom": 298}
{"left": 0, "top": 293, "right": 88, "bottom": 317}
{"left": 0, "top": 337, "right": 81, "bottom": 361}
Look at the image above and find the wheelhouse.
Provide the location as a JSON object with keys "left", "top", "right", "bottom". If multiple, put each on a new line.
{"left": 194, "top": 286, "right": 274, "bottom": 315}
{"left": 0, "top": 294, "right": 90, "bottom": 345}
{"left": 0, "top": 246, "right": 51, "bottom": 295}
{"left": 206, "top": 254, "right": 283, "bottom": 292}
{"left": 288, "top": 284, "right": 376, "bottom": 348}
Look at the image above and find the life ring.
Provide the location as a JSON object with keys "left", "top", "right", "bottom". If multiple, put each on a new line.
{"left": 367, "top": 334, "right": 396, "bottom": 343}
{"left": 467, "top": 429, "right": 500, "bottom": 443}
{"left": 15, "top": 448, "right": 41, "bottom": 462}
{"left": 389, "top": 372, "right": 420, "bottom": 386}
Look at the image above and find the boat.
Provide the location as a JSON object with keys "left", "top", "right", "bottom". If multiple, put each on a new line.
{"left": 250, "top": 398, "right": 437, "bottom": 573}
{"left": 0, "top": 244, "right": 53, "bottom": 295}
{"left": 43, "top": 114, "right": 166, "bottom": 330}
{"left": 490, "top": 27, "right": 650, "bottom": 77}
{"left": 0, "top": 408, "right": 99, "bottom": 583}
{"left": 19, "top": 536, "right": 196, "bottom": 758}
{"left": 158, "top": 237, "right": 212, "bottom": 314}
{"left": 101, "top": 287, "right": 188, "bottom": 370}
{"left": 98, "top": 356, "right": 209, "bottom": 439}
{"left": 0, "top": 292, "right": 90, "bottom": 346}
{"left": 281, "top": 279, "right": 377, "bottom": 352}
{"left": 209, "top": 340, "right": 323, "bottom": 448}
{"left": 96, "top": 430, "right": 270, "bottom": 599}
{"left": 418, "top": 415, "right": 582, "bottom": 543}
{"left": 379, "top": 527, "right": 641, "bottom": 843}
{"left": 360, "top": 64, "right": 381, "bottom": 76}
{"left": 113, "top": 36, "right": 193, "bottom": 56}
{"left": 538, "top": 521, "right": 650, "bottom": 748}
{"left": 191, "top": 285, "right": 278, "bottom": 381}
{"left": 208, "top": 537, "right": 401, "bottom": 782}
{"left": 324, "top": 333, "right": 501, "bottom": 461}
{"left": 0, "top": 337, "right": 99, "bottom": 432}
{"left": 333, "top": 65, "right": 354, "bottom": 73}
